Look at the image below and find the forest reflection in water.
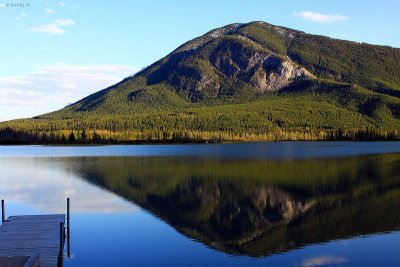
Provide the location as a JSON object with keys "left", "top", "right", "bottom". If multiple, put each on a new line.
{"left": 55, "top": 153, "right": 400, "bottom": 257}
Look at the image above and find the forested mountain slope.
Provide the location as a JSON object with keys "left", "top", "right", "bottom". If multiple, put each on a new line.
{"left": 1, "top": 21, "right": 400, "bottom": 143}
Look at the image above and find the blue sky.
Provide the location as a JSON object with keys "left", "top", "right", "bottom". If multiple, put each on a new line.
{"left": 0, "top": 0, "right": 399, "bottom": 121}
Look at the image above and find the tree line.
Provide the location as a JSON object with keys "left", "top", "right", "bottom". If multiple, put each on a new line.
{"left": 1, "top": 125, "right": 399, "bottom": 144}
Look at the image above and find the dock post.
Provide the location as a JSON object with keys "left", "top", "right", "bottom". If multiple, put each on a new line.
{"left": 1, "top": 199, "right": 4, "bottom": 223}
{"left": 67, "top": 198, "right": 70, "bottom": 257}
{"left": 59, "top": 222, "right": 64, "bottom": 257}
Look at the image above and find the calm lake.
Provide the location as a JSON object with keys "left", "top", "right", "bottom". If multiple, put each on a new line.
{"left": 1, "top": 142, "right": 400, "bottom": 267}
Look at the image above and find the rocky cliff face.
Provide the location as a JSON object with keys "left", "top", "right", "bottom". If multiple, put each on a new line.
{"left": 251, "top": 186, "right": 313, "bottom": 222}
{"left": 144, "top": 23, "right": 314, "bottom": 101}
{"left": 248, "top": 57, "right": 313, "bottom": 92}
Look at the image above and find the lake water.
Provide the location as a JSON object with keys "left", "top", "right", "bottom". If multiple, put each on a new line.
{"left": 1, "top": 142, "right": 400, "bottom": 267}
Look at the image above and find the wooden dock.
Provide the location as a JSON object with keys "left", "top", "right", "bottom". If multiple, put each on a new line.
{"left": 0, "top": 201, "right": 67, "bottom": 267}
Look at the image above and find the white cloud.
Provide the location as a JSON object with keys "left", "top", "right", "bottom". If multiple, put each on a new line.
{"left": 59, "top": 1, "right": 65, "bottom": 7}
{"left": 0, "top": 64, "right": 139, "bottom": 121}
{"left": 30, "top": 18, "right": 76, "bottom": 35}
{"left": 54, "top": 18, "right": 75, "bottom": 26}
{"left": 45, "top": 8, "right": 56, "bottom": 14}
{"left": 301, "top": 255, "right": 348, "bottom": 267}
{"left": 31, "top": 23, "right": 65, "bottom": 34}
{"left": 294, "top": 11, "right": 348, "bottom": 23}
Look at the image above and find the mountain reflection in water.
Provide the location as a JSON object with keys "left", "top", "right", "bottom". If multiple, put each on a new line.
{"left": 57, "top": 153, "right": 400, "bottom": 257}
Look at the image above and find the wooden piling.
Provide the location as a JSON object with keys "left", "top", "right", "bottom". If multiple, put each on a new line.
{"left": 1, "top": 199, "right": 4, "bottom": 223}
{"left": 66, "top": 198, "right": 70, "bottom": 258}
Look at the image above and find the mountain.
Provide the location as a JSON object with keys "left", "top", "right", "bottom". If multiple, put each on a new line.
{"left": 1, "top": 21, "right": 400, "bottom": 143}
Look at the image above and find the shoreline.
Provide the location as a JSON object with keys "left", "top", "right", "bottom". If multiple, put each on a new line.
{"left": 1, "top": 138, "right": 400, "bottom": 146}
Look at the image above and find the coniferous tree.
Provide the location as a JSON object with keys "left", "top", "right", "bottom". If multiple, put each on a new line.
{"left": 69, "top": 131, "right": 76, "bottom": 142}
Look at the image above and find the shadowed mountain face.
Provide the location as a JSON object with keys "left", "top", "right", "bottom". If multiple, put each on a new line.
{"left": 58, "top": 154, "right": 400, "bottom": 257}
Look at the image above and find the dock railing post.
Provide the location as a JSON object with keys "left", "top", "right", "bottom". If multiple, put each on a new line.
{"left": 67, "top": 198, "right": 70, "bottom": 257}
{"left": 1, "top": 199, "right": 4, "bottom": 223}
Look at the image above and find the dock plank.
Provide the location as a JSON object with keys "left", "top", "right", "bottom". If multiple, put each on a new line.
{"left": 0, "top": 215, "right": 65, "bottom": 267}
